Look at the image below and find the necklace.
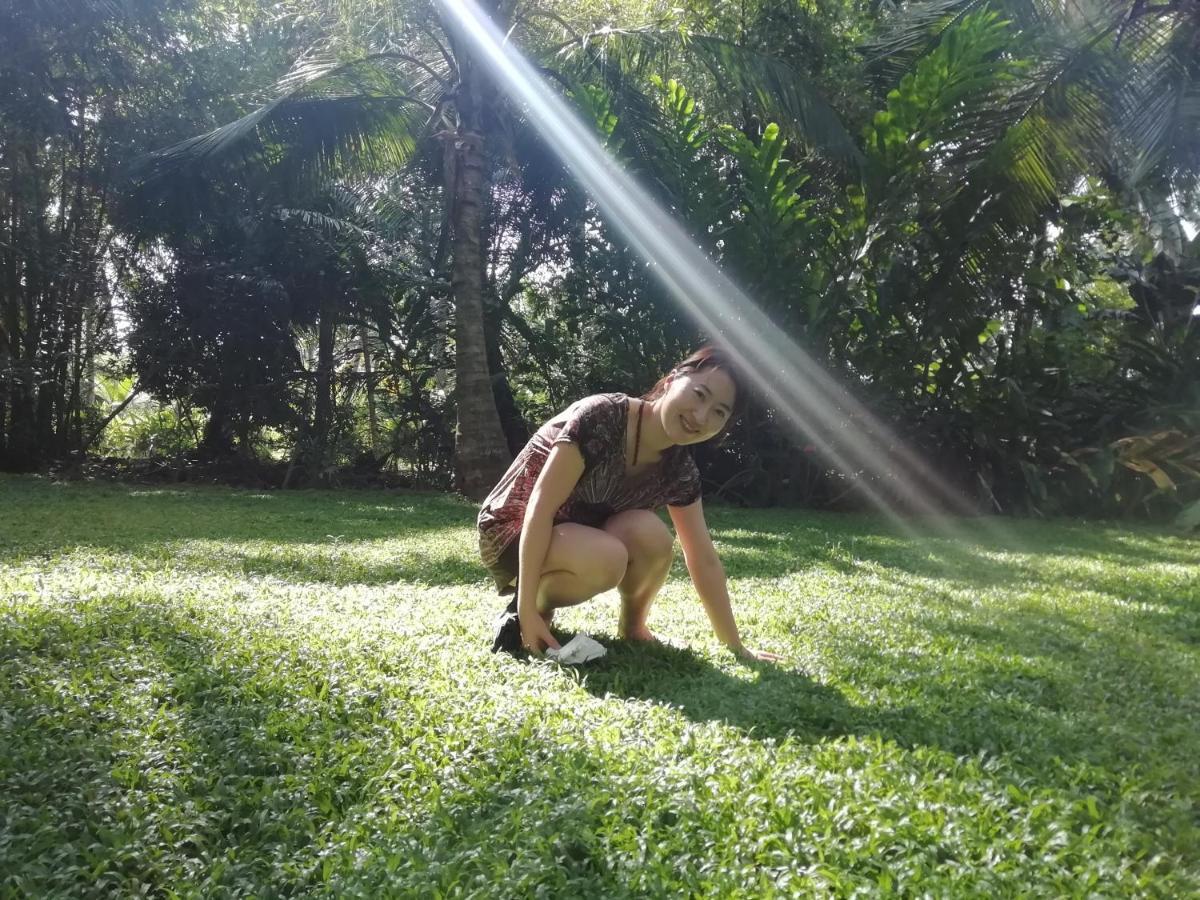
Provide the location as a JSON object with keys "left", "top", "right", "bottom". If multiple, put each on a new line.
{"left": 632, "top": 399, "right": 647, "bottom": 467}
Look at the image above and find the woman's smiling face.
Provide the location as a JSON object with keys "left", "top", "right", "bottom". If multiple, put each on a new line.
{"left": 658, "top": 366, "right": 737, "bottom": 445}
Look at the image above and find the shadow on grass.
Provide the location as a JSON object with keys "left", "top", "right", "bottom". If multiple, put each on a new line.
{"left": 0, "top": 602, "right": 370, "bottom": 895}
{"left": 171, "top": 545, "right": 487, "bottom": 587}
{"left": 575, "top": 620, "right": 1197, "bottom": 793}
{"left": 0, "top": 601, "right": 658, "bottom": 895}
{"left": 575, "top": 639, "right": 923, "bottom": 746}
{"left": 574, "top": 639, "right": 1065, "bottom": 769}
{"left": 5, "top": 597, "right": 1196, "bottom": 896}
{"left": 574, "top": 638, "right": 1200, "bottom": 872}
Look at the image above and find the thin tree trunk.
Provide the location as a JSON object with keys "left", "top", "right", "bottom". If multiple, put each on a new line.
{"left": 3, "top": 144, "right": 40, "bottom": 470}
{"left": 81, "top": 379, "right": 142, "bottom": 453}
{"left": 483, "top": 289, "right": 527, "bottom": 455}
{"left": 361, "top": 328, "right": 379, "bottom": 453}
{"left": 313, "top": 288, "right": 338, "bottom": 477}
{"left": 28, "top": 138, "right": 63, "bottom": 462}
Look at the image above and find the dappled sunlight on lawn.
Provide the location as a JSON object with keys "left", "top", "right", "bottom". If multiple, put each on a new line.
{"left": 165, "top": 534, "right": 485, "bottom": 587}
{"left": 2, "top": 476, "right": 1197, "bottom": 895}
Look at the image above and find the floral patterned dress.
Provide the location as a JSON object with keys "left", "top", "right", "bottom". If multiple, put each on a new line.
{"left": 477, "top": 393, "right": 702, "bottom": 593}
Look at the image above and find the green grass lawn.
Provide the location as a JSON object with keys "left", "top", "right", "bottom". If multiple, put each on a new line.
{"left": 1, "top": 473, "right": 1197, "bottom": 897}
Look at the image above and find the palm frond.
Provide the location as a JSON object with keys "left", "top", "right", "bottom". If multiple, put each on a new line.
{"left": 128, "top": 53, "right": 436, "bottom": 191}
{"left": 874, "top": 0, "right": 1200, "bottom": 195}
{"left": 864, "top": 0, "right": 990, "bottom": 82}
{"left": 986, "top": 43, "right": 1118, "bottom": 215}
{"left": 863, "top": 0, "right": 1064, "bottom": 87}
{"left": 274, "top": 207, "right": 379, "bottom": 243}
{"left": 323, "top": 176, "right": 444, "bottom": 246}
{"left": 1119, "top": 21, "right": 1200, "bottom": 187}
{"left": 554, "top": 28, "right": 863, "bottom": 171}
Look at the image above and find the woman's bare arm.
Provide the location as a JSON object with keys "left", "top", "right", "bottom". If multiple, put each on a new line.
{"left": 668, "top": 499, "right": 782, "bottom": 661}
{"left": 516, "top": 442, "right": 585, "bottom": 653}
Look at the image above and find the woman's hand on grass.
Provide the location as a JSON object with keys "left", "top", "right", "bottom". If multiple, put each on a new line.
{"left": 731, "top": 644, "right": 784, "bottom": 663}
{"left": 519, "top": 609, "right": 560, "bottom": 655}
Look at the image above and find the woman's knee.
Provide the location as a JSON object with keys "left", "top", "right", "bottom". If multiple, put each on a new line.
{"left": 592, "top": 532, "right": 630, "bottom": 589}
{"left": 604, "top": 509, "right": 674, "bottom": 565}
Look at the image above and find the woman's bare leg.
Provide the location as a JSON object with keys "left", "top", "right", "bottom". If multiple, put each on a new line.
{"left": 603, "top": 509, "right": 674, "bottom": 641}
{"left": 533, "top": 523, "right": 629, "bottom": 621}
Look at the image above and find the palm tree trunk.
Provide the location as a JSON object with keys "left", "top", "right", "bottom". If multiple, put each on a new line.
{"left": 447, "top": 42, "right": 513, "bottom": 499}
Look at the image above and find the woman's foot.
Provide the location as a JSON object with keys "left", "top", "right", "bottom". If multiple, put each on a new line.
{"left": 618, "top": 625, "right": 660, "bottom": 644}
{"left": 619, "top": 625, "right": 690, "bottom": 650}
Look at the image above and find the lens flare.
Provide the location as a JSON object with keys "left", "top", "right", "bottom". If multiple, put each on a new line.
{"left": 440, "top": 0, "right": 1016, "bottom": 540}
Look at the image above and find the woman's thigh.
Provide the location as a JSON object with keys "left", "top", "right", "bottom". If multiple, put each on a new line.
{"left": 525, "top": 523, "right": 630, "bottom": 609}
{"left": 542, "top": 522, "right": 629, "bottom": 581}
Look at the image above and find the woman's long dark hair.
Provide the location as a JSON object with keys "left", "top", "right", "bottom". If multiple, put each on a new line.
{"left": 642, "top": 345, "right": 750, "bottom": 426}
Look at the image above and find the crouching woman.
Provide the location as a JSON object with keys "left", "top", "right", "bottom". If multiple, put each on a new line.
{"left": 477, "top": 345, "right": 779, "bottom": 662}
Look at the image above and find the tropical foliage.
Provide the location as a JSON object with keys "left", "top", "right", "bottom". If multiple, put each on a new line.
{"left": 1, "top": 0, "right": 1196, "bottom": 523}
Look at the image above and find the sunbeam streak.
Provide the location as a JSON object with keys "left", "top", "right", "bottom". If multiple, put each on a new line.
{"left": 440, "top": 0, "right": 1012, "bottom": 537}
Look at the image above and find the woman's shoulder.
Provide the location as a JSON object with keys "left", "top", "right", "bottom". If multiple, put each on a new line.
{"left": 536, "top": 392, "right": 627, "bottom": 443}
{"left": 574, "top": 391, "right": 629, "bottom": 411}
{"left": 553, "top": 392, "right": 628, "bottom": 425}
{"left": 540, "top": 392, "right": 628, "bottom": 469}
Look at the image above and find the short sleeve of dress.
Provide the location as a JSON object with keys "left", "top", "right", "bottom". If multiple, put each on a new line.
{"left": 552, "top": 394, "right": 620, "bottom": 472}
{"left": 665, "top": 451, "right": 702, "bottom": 508}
